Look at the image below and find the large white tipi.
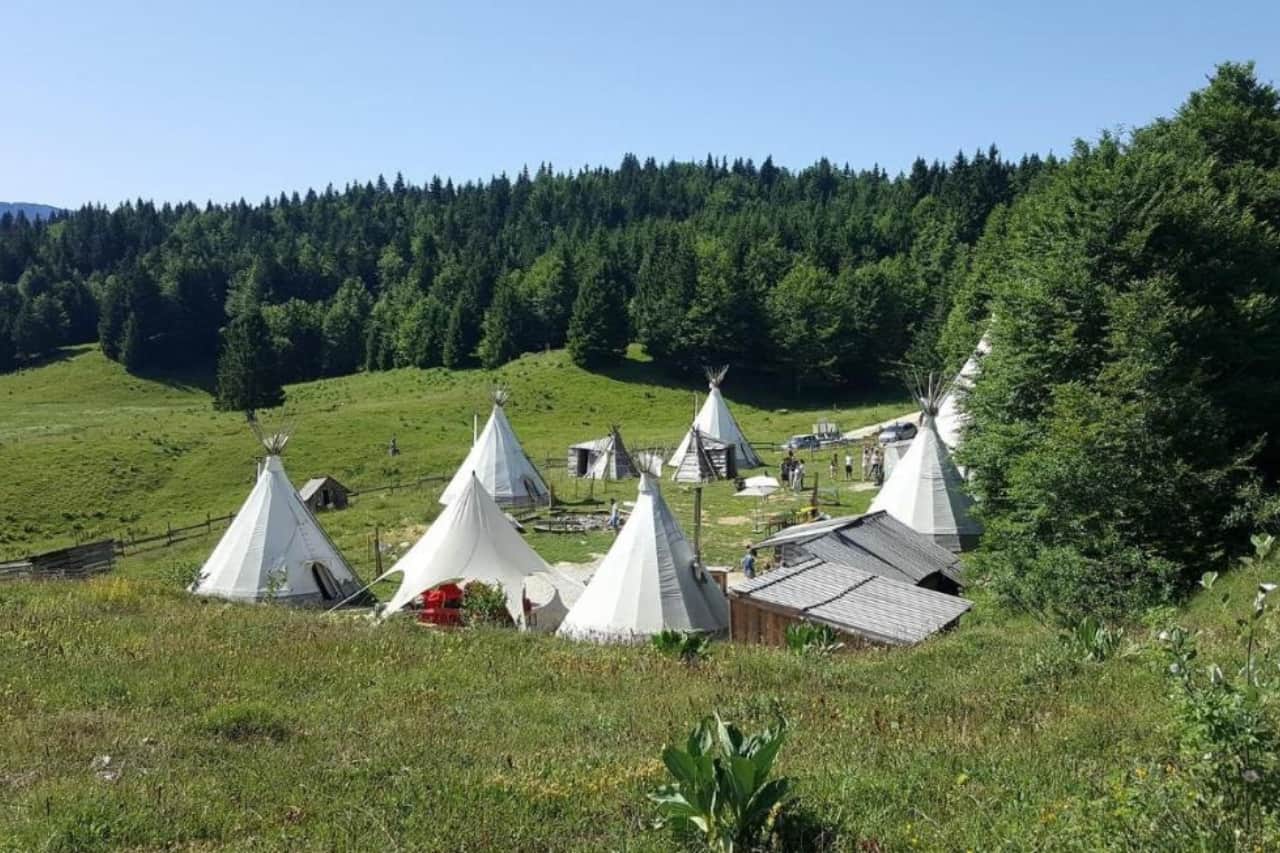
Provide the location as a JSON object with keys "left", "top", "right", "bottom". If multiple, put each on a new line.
{"left": 440, "top": 390, "right": 549, "bottom": 507}
{"left": 935, "top": 333, "right": 991, "bottom": 450}
{"left": 378, "top": 473, "right": 551, "bottom": 625}
{"left": 870, "top": 379, "right": 982, "bottom": 553}
{"left": 191, "top": 418, "right": 367, "bottom": 606}
{"left": 668, "top": 367, "right": 762, "bottom": 470}
{"left": 558, "top": 473, "right": 729, "bottom": 642}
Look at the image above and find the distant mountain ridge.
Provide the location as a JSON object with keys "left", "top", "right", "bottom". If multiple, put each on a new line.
{"left": 0, "top": 202, "right": 63, "bottom": 221}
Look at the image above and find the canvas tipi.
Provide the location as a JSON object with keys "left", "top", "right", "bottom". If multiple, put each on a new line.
{"left": 870, "top": 377, "right": 982, "bottom": 552}
{"left": 378, "top": 473, "right": 553, "bottom": 625}
{"left": 440, "top": 390, "right": 549, "bottom": 507}
{"left": 191, "top": 416, "right": 367, "bottom": 605}
{"left": 668, "top": 367, "right": 762, "bottom": 470}
{"left": 558, "top": 473, "right": 729, "bottom": 642}
{"left": 935, "top": 333, "right": 991, "bottom": 450}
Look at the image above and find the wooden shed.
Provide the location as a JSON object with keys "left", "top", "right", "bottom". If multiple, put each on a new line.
{"left": 728, "top": 558, "right": 971, "bottom": 648}
{"left": 299, "top": 476, "right": 350, "bottom": 512}
{"left": 567, "top": 426, "right": 637, "bottom": 480}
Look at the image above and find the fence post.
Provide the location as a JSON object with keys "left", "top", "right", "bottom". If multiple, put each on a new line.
{"left": 166, "top": 522, "right": 173, "bottom": 546}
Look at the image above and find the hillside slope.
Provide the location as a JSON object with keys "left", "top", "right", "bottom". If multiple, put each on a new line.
{"left": 0, "top": 345, "right": 905, "bottom": 566}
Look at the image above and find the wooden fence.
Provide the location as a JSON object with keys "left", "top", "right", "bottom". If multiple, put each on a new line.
{"left": 0, "top": 539, "right": 116, "bottom": 582}
{"left": 116, "top": 513, "right": 237, "bottom": 556}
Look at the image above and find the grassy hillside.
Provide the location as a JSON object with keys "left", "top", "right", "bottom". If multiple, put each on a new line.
{"left": 1, "top": 347, "right": 1272, "bottom": 850}
{"left": 0, "top": 345, "right": 904, "bottom": 571}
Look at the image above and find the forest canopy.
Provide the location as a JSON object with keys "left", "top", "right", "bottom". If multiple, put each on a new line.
{"left": 0, "top": 145, "right": 1048, "bottom": 391}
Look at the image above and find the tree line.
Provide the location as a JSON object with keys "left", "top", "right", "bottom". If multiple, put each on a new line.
{"left": 0, "top": 148, "right": 1050, "bottom": 404}
{"left": 950, "top": 62, "right": 1280, "bottom": 617}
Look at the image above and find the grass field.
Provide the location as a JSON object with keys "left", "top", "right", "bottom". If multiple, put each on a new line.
{"left": 0, "top": 347, "right": 1270, "bottom": 850}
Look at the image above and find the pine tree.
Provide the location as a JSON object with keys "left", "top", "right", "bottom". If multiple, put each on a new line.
{"left": 567, "top": 239, "right": 628, "bottom": 367}
{"left": 214, "top": 304, "right": 284, "bottom": 411}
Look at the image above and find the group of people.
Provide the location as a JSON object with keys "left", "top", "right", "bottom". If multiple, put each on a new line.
{"left": 785, "top": 443, "right": 885, "bottom": 487}
{"left": 779, "top": 454, "right": 807, "bottom": 490}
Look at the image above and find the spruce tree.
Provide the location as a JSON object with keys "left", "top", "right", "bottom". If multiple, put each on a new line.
{"left": 478, "top": 277, "right": 523, "bottom": 368}
{"left": 120, "top": 312, "right": 145, "bottom": 371}
{"left": 441, "top": 296, "right": 469, "bottom": 368}
{"left": 215, "top": 304, "right": 284, "bottom": 411}
{"left": 567, "top": 239, "right": 628, "bottom": 367}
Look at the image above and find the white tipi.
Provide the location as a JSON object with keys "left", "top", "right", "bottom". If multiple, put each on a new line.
{"left": 870, "top": 378, "right": 982, "bottom": 553}
{"left": 558, "top": 473, "right": 729, "bottom": 642}
{"left": 440, "top": 390, "right": 549, "bottom": 507}
{"left": 379, "top": 473, "right": 551, "bottom": 625}
{"left": 191, "top": 417, "right": 367, "bottom": 605}
{"left": 935, "top": 332, "right": 991, "bottom": 450}
{"left": 668, "top": 367, "right": 762, "bottom": 470}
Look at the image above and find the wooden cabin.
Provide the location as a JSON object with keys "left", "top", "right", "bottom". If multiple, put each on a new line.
{"left": 299, "top": 476, "right": 350, "bottom": 512}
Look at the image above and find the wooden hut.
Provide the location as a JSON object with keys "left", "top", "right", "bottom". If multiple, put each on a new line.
{"left": 729, "top": 559, "right": 971, "bottom": 648}
{"left": 670, "top": 427, "right": 737, "bottom": 484}
{"left": 299, "top": 476, "right": 350, "bottom": 512}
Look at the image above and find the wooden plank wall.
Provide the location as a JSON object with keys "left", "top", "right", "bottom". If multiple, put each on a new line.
{"left": 0, "top": 539, "right": 116, "bottom": 582}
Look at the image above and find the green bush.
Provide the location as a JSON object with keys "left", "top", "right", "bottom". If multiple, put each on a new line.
{"left": 650, "top": 714, "right": 791, "bottom": 852}
{"left": 784, "top": 621, "right": 843, "bottom": 655}
{"left": 651, "top": 629, "right": 711, "bottom": 663}
{"left": 199, "top": 701, "right": 293, "bottom": 742}
{"left": 461, "top": 581, "right": 510, "bottom": 626}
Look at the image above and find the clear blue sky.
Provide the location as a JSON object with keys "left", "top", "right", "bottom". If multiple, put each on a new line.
{"left": 6, "top": 0, "right": 1279, "bottom": 209}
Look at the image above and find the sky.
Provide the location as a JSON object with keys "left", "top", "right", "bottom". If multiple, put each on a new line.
{"left": 6, "top": 0, "right": 1280, "bottom": 209}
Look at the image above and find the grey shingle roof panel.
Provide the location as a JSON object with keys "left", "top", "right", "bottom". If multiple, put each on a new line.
{"left": 730, "top": 556, "right": 972, "bottom": 645}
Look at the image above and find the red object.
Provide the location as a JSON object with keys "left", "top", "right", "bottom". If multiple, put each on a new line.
{"left": 419, "top": 583, "right": 464, "bottom": 625}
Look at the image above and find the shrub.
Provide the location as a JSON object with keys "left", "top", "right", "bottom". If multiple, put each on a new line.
{"left": 652, "top": 630, "right": 711, "bottom": 663}
{"left": 1058, "top": 614, "right": 1124, "bottom": 663}
{"left": 785, "top": 622, "right": 844, "bottom": 656}
{"left": 461, "top": 581, "right": 509, "bottom": 626}
{"left": 1157, "top": 566, "right": 1280, "bottom": 838}
{"left": 200, "top": 702, "right": 293, "bottom": 742}
{"left": 650, "top": 713, "right": 791, "bottom": 852}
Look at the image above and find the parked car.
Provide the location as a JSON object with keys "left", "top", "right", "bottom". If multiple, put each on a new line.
{"left": 782, "top": 434, "right": 820, "bottom": 451}
{"left": 878, "top": 422, "right": 917, "bottom": 444}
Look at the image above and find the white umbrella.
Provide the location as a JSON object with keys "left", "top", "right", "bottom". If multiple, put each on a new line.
{"left": 735, "top": 476, "right": 781, "bottom": 531}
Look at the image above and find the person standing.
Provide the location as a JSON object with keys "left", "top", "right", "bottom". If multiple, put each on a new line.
{"left": 829, "top": 453, "right": 838, "bottom": 480}
{"left": 844, "top": 450, "right": 854, "bottom": 481}
{"left": 608, "top": 498, "right": 621, "bottom": 534}
{"left": 741, "top": 547, "right": 757, "bottom": 580}
{"left": 861, "top": 443, "right": 872, "bottom": 481}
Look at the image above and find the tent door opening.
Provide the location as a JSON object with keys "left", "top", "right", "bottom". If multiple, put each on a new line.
{"left": 310, "top": 562, "right": 340, "bottom": 600}
{"left": 574, "top": 448, "right": 591, "bottom": 477}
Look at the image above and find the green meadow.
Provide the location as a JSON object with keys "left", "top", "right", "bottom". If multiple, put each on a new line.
{"left": 0, "top": 346, "right": 1267, "bottom": 850}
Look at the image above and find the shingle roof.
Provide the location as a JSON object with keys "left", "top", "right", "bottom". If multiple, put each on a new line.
{"left": 730, "top": 557, "right": 971, "bottom": 645}
{"left": 755, "top": 511, "right": 961, "bottom": 586}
